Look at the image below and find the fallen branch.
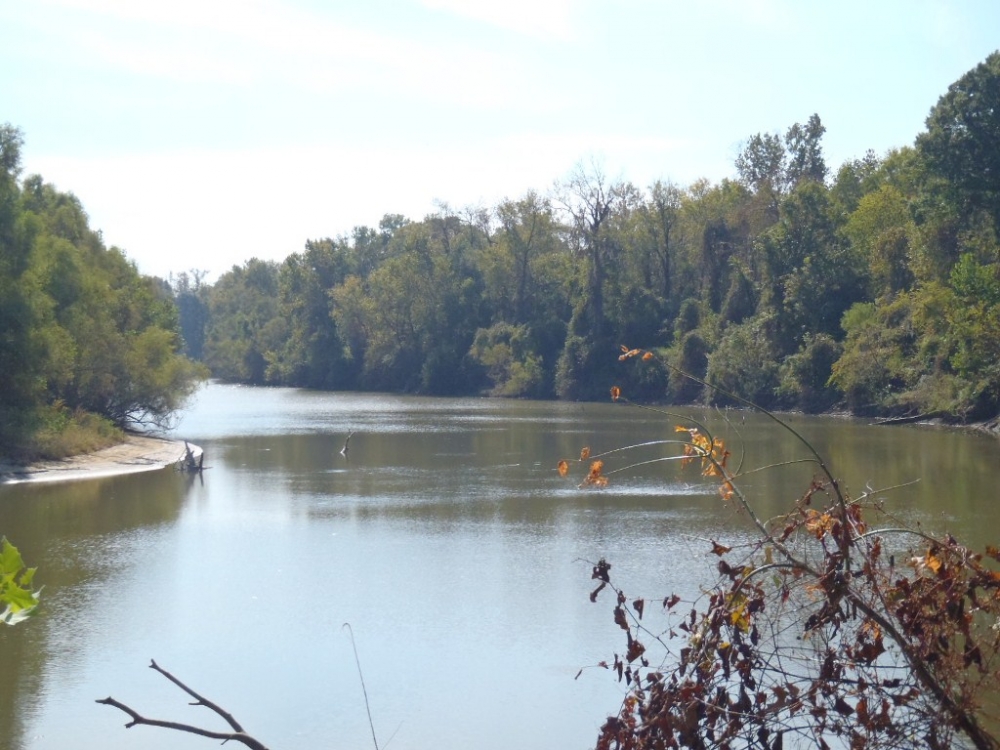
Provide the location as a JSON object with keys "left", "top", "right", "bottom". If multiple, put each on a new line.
{"left": 97, "top": 659, "right": 270, "bottom": 750}
{"left": 181, "top": 441, "right": 204, "bottom": 472}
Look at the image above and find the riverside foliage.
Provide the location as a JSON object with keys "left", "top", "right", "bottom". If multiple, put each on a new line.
{"left": 0, "top": 125, "right": 205, "bottom": 459}
{"left": 565, "top": 352, "right": 1000, "bottom": 750}
{"left": 174, "top": 53, "right": 1000, "bottom": 423}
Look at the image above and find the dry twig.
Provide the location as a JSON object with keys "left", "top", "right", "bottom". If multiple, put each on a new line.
{"left": 97, "top": 659, "right": 270, "bottom": 750}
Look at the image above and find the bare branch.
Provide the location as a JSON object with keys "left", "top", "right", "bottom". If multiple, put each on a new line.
{"left": 97, "top": 660, "right": 270, "bottom": 750}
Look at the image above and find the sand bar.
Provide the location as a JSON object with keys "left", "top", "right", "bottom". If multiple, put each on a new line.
{"left": 0, "top": 436, "right": 201, "bottom": 485}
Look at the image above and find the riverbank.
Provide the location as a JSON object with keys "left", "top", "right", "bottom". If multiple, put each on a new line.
{"left": 0, "top": 435, "right": 201, "bottom": 485}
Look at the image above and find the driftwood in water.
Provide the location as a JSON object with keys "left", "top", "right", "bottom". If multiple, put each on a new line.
{"left": 181, "top": 441, "right": 204, "bottom": 473}
{"left": 871, "top": 411, "right": 942, "bottom": 426}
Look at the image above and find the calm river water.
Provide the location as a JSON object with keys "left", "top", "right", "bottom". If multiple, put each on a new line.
{"left": 1, "top": 384, "right": 999, "bottom": 750}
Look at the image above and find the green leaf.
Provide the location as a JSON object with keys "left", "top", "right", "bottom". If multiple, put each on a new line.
{"left": 0, "top": 537, "right": 26, "bottom": 577}
{"left": 3, "top": 583, "right": 38, "bottom": 612}
{"left": 18, "top": 566, "right": 36, "bottom": 588}
{"left": 0, "top": 537, "right": 40, "bottom": 625}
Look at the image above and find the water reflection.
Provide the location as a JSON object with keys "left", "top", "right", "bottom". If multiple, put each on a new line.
{"left": 1, "top": 385, "right": 998, "bottom": 750}
{"left": 0, "top": 470, "right": 194, "bottom": 750}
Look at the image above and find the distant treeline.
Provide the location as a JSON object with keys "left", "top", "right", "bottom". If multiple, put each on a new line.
{"left": 173, "top": 53, "right": 1000, "bottom": 422}
{"left": 4, "top": 52, "right": 999, "bottom": 453}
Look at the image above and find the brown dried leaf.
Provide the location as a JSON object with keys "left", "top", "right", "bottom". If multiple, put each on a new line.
{"left": 590, "top": 581, "right": 606, "bottom": 602}
{"left": 711, "top": 540, "right": 732, "bottom": 556}
{"left": 614, "top": 605, "right": 628, "bottom": 631}
{"left": 625, "top": 634, "right": 645, "bottom": 663}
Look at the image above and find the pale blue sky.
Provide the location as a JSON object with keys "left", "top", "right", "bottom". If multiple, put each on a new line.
{"left": 3, "top": 0, "right": 999, "bottom": 280}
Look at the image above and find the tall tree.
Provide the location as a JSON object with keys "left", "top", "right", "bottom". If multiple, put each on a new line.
{"left": 917, "top": 51, "right": 1000, "bottom": 236}
{"left": 735, "top": 132, "right": 785, "bottom": 195}
{"left": 271, "top": 240, "right": 353, "bottom": 389}
{"left": 0, "top": 125, "right": 43, "bottom": 443}
{"left": 784, "top": 113, "right": 828, "bottom": 187}
{"left": 1, "top": 130, "right": 203, "bottom": 441}
{"left": 639, "top": 180, "right": 683, "bottom": 310}
{"left": 492, "top": 191, "right": 556, "bottom": 324}
{"left": 171, "top": 270, "right": 210, "bottom": 360}
{"left": 554, "top": 162, "right": 639, "bottom": 399}
{"left": 203, "top": 259, "right": 282, "bottom": 384}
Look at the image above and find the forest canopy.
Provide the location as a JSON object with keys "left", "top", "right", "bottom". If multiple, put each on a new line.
{"left": 171, "top": 52, "right": 1000, "bottom": 423}
{"left": 0, "top": 124, "right": 205, "bottom": 460}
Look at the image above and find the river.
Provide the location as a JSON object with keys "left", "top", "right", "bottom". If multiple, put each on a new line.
{"left": 1, "top": 383, "right": 998, "bottom": 750}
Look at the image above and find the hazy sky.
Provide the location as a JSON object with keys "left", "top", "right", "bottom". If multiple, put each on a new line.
{"left": 4, "top": 0, "right": 999, "bottom": 281}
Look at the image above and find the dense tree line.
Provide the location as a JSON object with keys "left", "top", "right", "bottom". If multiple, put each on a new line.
{"left": 0, "top": 125, "right": 204, "bottom": 458}
{"left": 181, "top": 53, "right": 1000, "bottom": 422}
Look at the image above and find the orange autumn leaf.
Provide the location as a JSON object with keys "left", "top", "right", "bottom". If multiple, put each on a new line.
{"left": 581, "top": 460, "right": 608, "bottom": 487}
{"left": 925, "top": 550, "right": 943, "bottom": 574}
{"left": 676, "top": 426, "right": 700, "bottom": 467}
{"left": 618, "top": 345, "right": 642, "bottom": 361}
{"left": 580, "top": 446, "right": 591, "bottom": 461}
{"left": 675, "top": 427, "right": 727, "bottom": 476}
{"left": 557, "top": 459, "right": 569, "bottom": 477}
{"left": 804, "top": 510, "right": 835, "bottom": 539}
{"left": 610, "top": 386, "right": 621, "bottom": 401}
{"left": 680, "top": 446, "right": 697, "bottom": 468}
{"left": 675, "top": 425, "right": 734, "bottom": 499}
{"left": 641, "top": 351, "right": 654, "bottom": 361}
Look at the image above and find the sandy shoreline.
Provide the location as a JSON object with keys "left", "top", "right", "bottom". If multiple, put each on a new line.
{"left": 0, "top": 435, "right": 201, "bottom": 485}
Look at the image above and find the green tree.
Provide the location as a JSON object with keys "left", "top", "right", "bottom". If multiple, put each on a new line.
{"left": 704, "top": 314, "right": 781, "bottom": 406}
{"left": 735, "top": 132, "right": 785, "bottom": 196}
{"left": 0, "top": 136, "right": 204, "bottom": 439}
{"left": 171, "top": 270, "right": 210, "bottom": 360}
{"left": 777, "top": 333, "right": 843, "bottom": 412}
{"left": 490, "top": 191, "right": 558, "bottom": 324}
{"left": 0, "top": 125, "right": 45, "bottom": 444}
{"left": 917, "top": 51, "right": 1000, "bottom": 236}
{"left": 760, "top": 181, "right": 866, "bottom": 352}
{"left": 554, "top": 163, "right": 638, "bottom": 399}
{"left": 637, "top": 180, "right": 683, "bottom": 312}
{"left": 784, "top": 113, "right": 827, "bottom": 187}
{"left": 469, "top": 322, "right": 545, "bottom": 397}
{"left": 270, "top": 240, "right": 353, "bottom": 389}
{"left": 829, "top": 300, "right": 915, "bottom": 415}
{"left": 829, "top": 149, "right": 882, "bottom": 218}
{"left": 944, "top": 253, "right": 1000, "bottom": 416}
{"left": 842, "top": 184, "right": 916, "bottom": 296}
{"left": 203, "top": 259, "right": 282, "bottom": 384}
{"left": 330, "top": 217, "right": 485, "bottom": 394}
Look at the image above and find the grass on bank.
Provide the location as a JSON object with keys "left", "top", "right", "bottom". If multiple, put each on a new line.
{"left": 0, "top": 402, "right": 124, "bottom": 464}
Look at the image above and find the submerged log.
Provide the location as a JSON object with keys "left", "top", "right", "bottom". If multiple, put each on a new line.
{"left": 181, "top": 441, "right": 204, "bottom": 473}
